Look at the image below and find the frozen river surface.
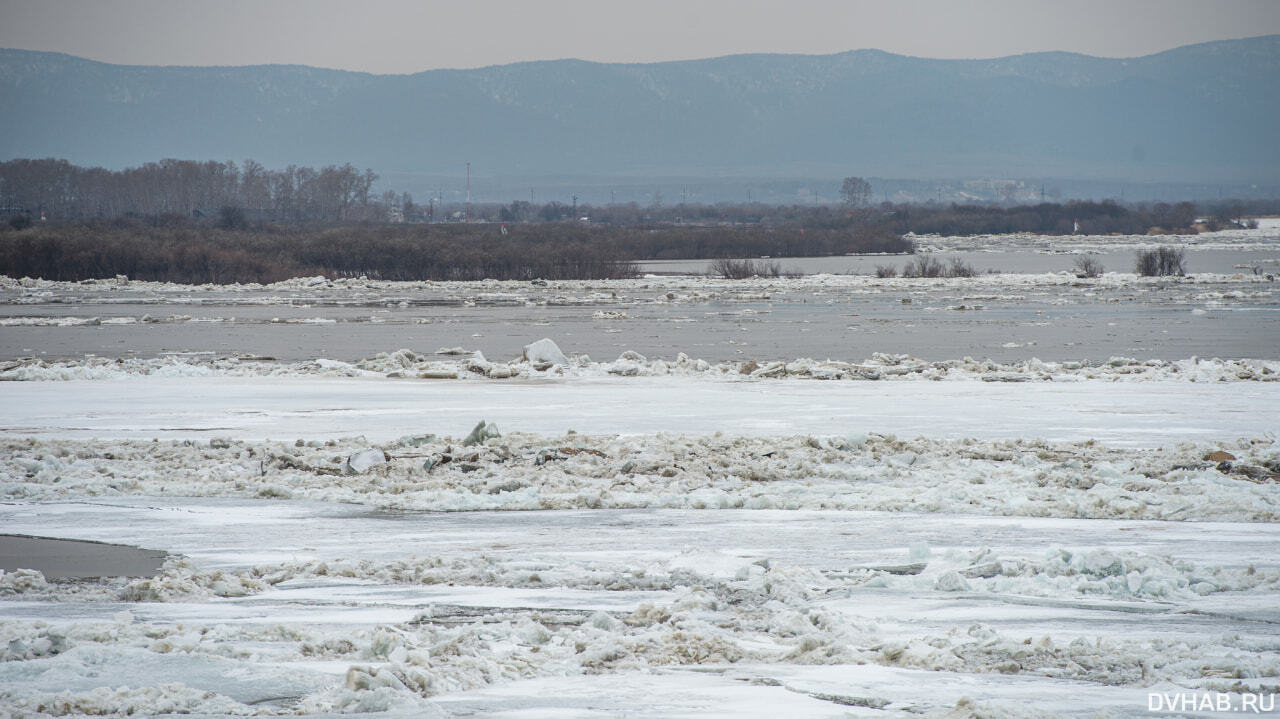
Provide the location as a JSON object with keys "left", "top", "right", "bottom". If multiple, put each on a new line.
{"left": 1, "top": 230, "right": 1279, "bottom": 718}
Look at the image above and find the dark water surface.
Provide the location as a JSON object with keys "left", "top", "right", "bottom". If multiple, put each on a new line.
{"left": 0, "top": 534, "right": 167, "bottom": 578}
{"left": 2, "top": 245, "right": 1277, "bottom": 363}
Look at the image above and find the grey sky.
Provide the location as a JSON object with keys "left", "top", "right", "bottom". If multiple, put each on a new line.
{"left": 2, "top": 0, "right": 1278, "bottom": 73}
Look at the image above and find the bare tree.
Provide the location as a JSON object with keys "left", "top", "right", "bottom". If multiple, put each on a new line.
{"left": 840, "top": 177, "right": 871, "bottom": 208}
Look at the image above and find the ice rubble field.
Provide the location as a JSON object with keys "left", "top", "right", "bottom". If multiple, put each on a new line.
{"left": 3, "top": 363, "right": 1279, "bottom": 717}
{"left": 2, "top": 248, "right": 1280, "bottom": 717}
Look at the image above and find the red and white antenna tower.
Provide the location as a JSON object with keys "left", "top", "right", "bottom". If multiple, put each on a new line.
{"left": 465, "top": 163, "right": 471, "bottom": 222}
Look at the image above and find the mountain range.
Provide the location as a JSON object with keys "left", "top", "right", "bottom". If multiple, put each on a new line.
{"left": 2, "top": 36, "right": 1278, "bottom": 184}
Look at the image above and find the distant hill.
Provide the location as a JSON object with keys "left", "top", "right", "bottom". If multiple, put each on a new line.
{"left": 1, "top": 36, "right": 1277, "bottom": 182}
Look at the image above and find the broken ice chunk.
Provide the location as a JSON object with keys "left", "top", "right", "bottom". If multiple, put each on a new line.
{"left": 345, "top": 448, "right": 387, "bottom": 474}
{"left": 522, "top": 338, "right": 569, "bottom": 365}
{"left": 462, "top": 420, "right": 501, "bottom": 446}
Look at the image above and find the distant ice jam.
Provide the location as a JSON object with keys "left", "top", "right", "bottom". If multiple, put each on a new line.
{"left": 1147, "top": 692, "right": 1276, "bottom": 713}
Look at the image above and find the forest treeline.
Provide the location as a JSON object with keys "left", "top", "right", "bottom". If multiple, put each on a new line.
{"left": 1, "top": 157, "right": 1270, "bottom": 282}
{"left": 2, "top": 158, "right": 1270, "bottom": 233}
{"left": 0, "top": 158, "right": 386, "bottom": 222}
{"left": 0, "top": 221, "right": 907, "bottom": 283}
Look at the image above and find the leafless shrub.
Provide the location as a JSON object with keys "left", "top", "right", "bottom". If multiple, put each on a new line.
{"left": 1136, "top": 246, "right": 1186, "bottom": 276}
{"left": 1074, "top": 256, "right": 1104, "bottom": 278}
{"left": 898, "top": 254, "right": 979, "bottom": 278}
{"left": 901, "top": 254, "right": 945, "bottom": 278}
{"left": 709, "top": 258, "right": 749, "bottom": 279}
{"left": 946, "top": 257, "right": 977, "bottom": 277}
{"left": 874, "top": 264, "right": 898, "bottom": 278}
{"left": 1135, "top": 249, "right": 1159, "bottom": 277}
{"left": 710, "top": 258, "right": 781, "bottom": 279}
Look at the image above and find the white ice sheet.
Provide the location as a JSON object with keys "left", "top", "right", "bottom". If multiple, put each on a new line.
{"left": 2, "top": 375, "right": 1275, "bottom": 447}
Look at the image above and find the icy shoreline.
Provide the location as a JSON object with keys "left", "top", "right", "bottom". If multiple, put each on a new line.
{"left": 4, "top": 266, "right": 1277, "bottom": 298}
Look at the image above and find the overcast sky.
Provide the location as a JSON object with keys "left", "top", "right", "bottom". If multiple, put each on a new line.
{"left": 2, "top": 0, "right": 1278, "bottom": 73}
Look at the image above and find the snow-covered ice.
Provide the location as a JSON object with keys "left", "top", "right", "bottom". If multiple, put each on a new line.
{"left": 1, "top": 373, "right": 1276, "bottom": 447}
{"left": 2, "top": 501, "right": 1278, "bottom": 716}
